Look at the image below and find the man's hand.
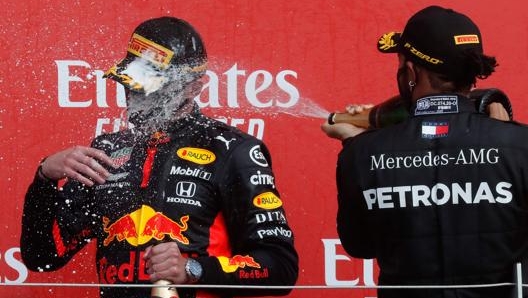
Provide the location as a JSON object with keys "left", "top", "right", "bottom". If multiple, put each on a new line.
{"left": 144, "top": 242, "right": 188, "bottom": 284}
{"left": 321, "top": 104, "right": 371, "bottom": 140}
{"left": 40, "top": 146, "right": 115, "bottom": 186}
{"left": 321, "top": 122, "right": 366, "bottom": 140}
{"left": 487, "top": 102, "right": 510, "bottom": 121}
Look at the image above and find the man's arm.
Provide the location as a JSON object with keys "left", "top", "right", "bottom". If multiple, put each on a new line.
{"left": 205, "top": 139, "right": 299, "bottom": 296}
{"left": 20, "top": 171, "right": 94, "bottom": 271}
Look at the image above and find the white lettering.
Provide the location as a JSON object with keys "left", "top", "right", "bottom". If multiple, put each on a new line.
{"left": 186, "top": 63, "right": 299, "bottom": 109}
{"left": 57, "top": 61, "right": 299, "bottom": 110}
{"left": 246, "top": 70, "right": 273, "bottom": 108}
{"left": 363, "top": 182, "right": 513, "bottom": 210}
{"left": 170, "top": 166, "right": 211, "bottom": 181}
{"left": 473, "top": 182, "right": 495, "bottom": 203}
{"left": 255, "top": 211, "right": 286, "bottom": 224}
{"left": 321, "top": 239, "right": 376, "bottom": 286}
{"left": 275, "top": 70, "right": 299, "bottom": 108}
{"left": 1, "top": 247, "right": 28, "bottom": 284}
{"left": 455, "top": 148, "right": 500, "bottom": 165}
{"left": 166, "top": 197, "right": 202, "bottom": 207}
{"left": 496, "top": 182, "right": 513, "bottom": 203}
{"left": 256, "top": 227, "right": 292, "bottom": 239}
{"left": 371, "top": 148, "right": 500, "bottom": 170}
{"left": 56, "top": 60, "right": 92, "bottom": 107}
{"left": 95, "top": 118, "right": 123, "bottom": 137}
{"left": 250, "top": 171, "right": 275, "bottom": 188}
{"left": 452, "top": 182, "right": 472, "bottom": 204}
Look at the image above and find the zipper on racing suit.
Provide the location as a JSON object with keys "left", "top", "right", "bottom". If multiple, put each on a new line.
{"left": 141, "top": 131, "right": 170, "bottom": 188}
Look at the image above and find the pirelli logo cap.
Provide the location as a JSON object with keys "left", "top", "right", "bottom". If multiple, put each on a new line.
{"left": 377, "top": 6, "right": 483, "bottom": 79}
{"left": 104, "top": 16, "right": 207, "bottom": 92}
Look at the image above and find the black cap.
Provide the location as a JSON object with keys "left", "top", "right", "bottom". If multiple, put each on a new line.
{"left": 104, "top": 17, "right": 207, "bottom": 93}
{"left": 377, "top": 6, "right": 483, "bottom": 79}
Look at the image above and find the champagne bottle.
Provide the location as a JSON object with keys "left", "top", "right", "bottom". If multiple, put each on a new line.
{"left": 151, "top": 280, "right": 180, "bottom": 298}
{"left": 328, "top": 95, "right": 409, "bottom": 128}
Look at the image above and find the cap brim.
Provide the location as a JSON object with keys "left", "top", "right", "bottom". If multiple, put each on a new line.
{"left": 103, "top": 55, "right": 143, "bottom": 90}
{"left": 377, "top": 32, "right": 402, "bottom": 53}
{"left": 103, "top": 52, "right": 208, "bottom": 94}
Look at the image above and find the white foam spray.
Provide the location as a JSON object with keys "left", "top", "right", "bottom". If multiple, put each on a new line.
{"left": 118, "top": 55, "right": 199, "bottom": 135}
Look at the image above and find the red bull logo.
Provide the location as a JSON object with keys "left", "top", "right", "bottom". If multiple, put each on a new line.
{"left": 98, "top": 251, "right": 150, "bottom": 284}
{"left": 103, "top": 205, "right": 189, "bottom": 246}
{"left": 102, "top": 215, "right": 138, "bottom": 246}
{"left": 217, "top": 255, "right": 261, "bottom": 273}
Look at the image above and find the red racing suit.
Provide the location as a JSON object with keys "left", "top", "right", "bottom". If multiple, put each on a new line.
{"left": 336, "top": 94, "right": 528, "bottom": 298}
{"left": 20, "top": 104, "right": 298, "bottom": 298}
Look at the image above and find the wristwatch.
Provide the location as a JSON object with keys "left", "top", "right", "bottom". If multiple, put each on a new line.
{"left": 37, "top": 157, "right": 54, "bottom": 182}
{"left": 185, "top": 258, "right": 203, "bottom": 283}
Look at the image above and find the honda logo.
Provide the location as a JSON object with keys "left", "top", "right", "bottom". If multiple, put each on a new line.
{"left": 176, "top": 181, "right": 197, "bottom": 198}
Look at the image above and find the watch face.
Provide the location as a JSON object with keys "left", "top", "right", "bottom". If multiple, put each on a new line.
{"left": 186, "top": 258, "right": 203, "bottom": 282}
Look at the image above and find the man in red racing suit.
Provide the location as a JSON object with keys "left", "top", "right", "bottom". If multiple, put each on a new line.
{"left": 20, "top": 16, "right": 298, "bottom": 298}
{"left": 21, "top": 103, "right": 298, "bottom": 298}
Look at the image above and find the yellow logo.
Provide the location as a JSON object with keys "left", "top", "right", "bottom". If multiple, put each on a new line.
{"left": 102, "top": 205, "right": 189, "bottom": 247}
{"left": 404, "top": 43, "right": 443, "bottom": 65}
{"left": 378, "top": 32, "right": 399, "bottom": 51}
{"left": 217, "top": 255, "right": 261, "bottom": 273}
{"left": 253, "top": 192, "right": 282, "bottom": 209}
{"left": 177, "top": 147, "right": 216, "bottom": 165}
{"left": 454, "top": 34, "right": 480, "bottom": 45}
{"left": 128, "top": 33, "right": 174, "bottom": 68}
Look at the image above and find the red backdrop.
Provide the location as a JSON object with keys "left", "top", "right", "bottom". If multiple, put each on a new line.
{"left": 1, "top": 0, "right": 527, "bottom": 297}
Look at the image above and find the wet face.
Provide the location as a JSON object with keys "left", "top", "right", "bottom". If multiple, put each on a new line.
{"left": 124, "top": 79, "right": 187, "bottom": 131}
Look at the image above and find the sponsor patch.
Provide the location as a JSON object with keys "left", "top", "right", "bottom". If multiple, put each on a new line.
{"left": 415, "top": 95, "right": 458, "bottom": 115}
{"left": 177, "top": 147, "right": 216, "bottom": 165}
{"left": 170, "top": 165, "right": 212, "bottom": 180}
{"left": 106, "top": 172, "right": 130, "bottom": 182}
{"left": 454, "top": 34, "right": 480, "bottom": 45}
{"left": 255, "top": 211, "right": 287, "bottom": 224}
{"left": 422, "top": 121, "right": 449, "bottom": 139}
{"left": 217, "top": 255, "right": 261, "bottom": 273}
{"left": 249, "top": 145, "right": 269, "bottom": 167}
{"left": 110, "top": 147, "right": 133, "bottom": 167}
{"left": 175, "top": 181, "right": 196, "bottom": 198}
{"left": 128, "top": 33, "right": 174, "bottom": 68}
{"left": 404, "top": 42, "right": 443, "bottom": 65}
{"left": 215, "top": 135, "right": 236, "bottom": 150}
{"left": 250, "top": 170, "right": 275, "bottom": 188}
{"left": 102, "top": 205, "right": 189, "bottom": 247}
{"left": 377, "top": 31, "right": 399, "bottom": 52}
{"left": 253, "top": 192, "right": 282, "bottom": 209}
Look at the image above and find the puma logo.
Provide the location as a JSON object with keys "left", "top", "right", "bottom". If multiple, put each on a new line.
{"left": 100, "top": 140, "right": 115, "bottom": 150}
{"left": 215, "top": 135, "right": 236, "bottom": 150}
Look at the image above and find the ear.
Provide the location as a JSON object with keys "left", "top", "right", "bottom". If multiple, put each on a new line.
{"left": 404, "top": 60, "right": 418, "bottom": 83}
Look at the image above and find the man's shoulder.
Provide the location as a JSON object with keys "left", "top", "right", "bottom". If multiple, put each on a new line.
{"left": 200, "top": 116, "right": 261, "bottom": 144}
{"left": 91, "top": 130, "right": 134, "bottom": 151}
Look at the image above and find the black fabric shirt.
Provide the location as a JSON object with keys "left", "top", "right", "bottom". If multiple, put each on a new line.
{"left": 21, "top": 105, "right": 298, "bottom": 298}
{"left": 336, "top": 94, "right": 528, "bottom": 298}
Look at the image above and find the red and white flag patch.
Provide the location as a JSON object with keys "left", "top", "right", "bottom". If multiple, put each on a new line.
{"left": 421, "top": 121, "right": 449, "bottom": 139}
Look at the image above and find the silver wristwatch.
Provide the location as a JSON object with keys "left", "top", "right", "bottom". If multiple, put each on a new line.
{"left": 185, "top": 258, "right": 203, "bottom": 283}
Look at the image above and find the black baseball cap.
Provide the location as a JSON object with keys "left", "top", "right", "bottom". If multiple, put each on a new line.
{"left": 104, "top": 17, "right": 207, "bottom": 93}
{"left": 377, "top": 6, "right": 483, "bottom": 79}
